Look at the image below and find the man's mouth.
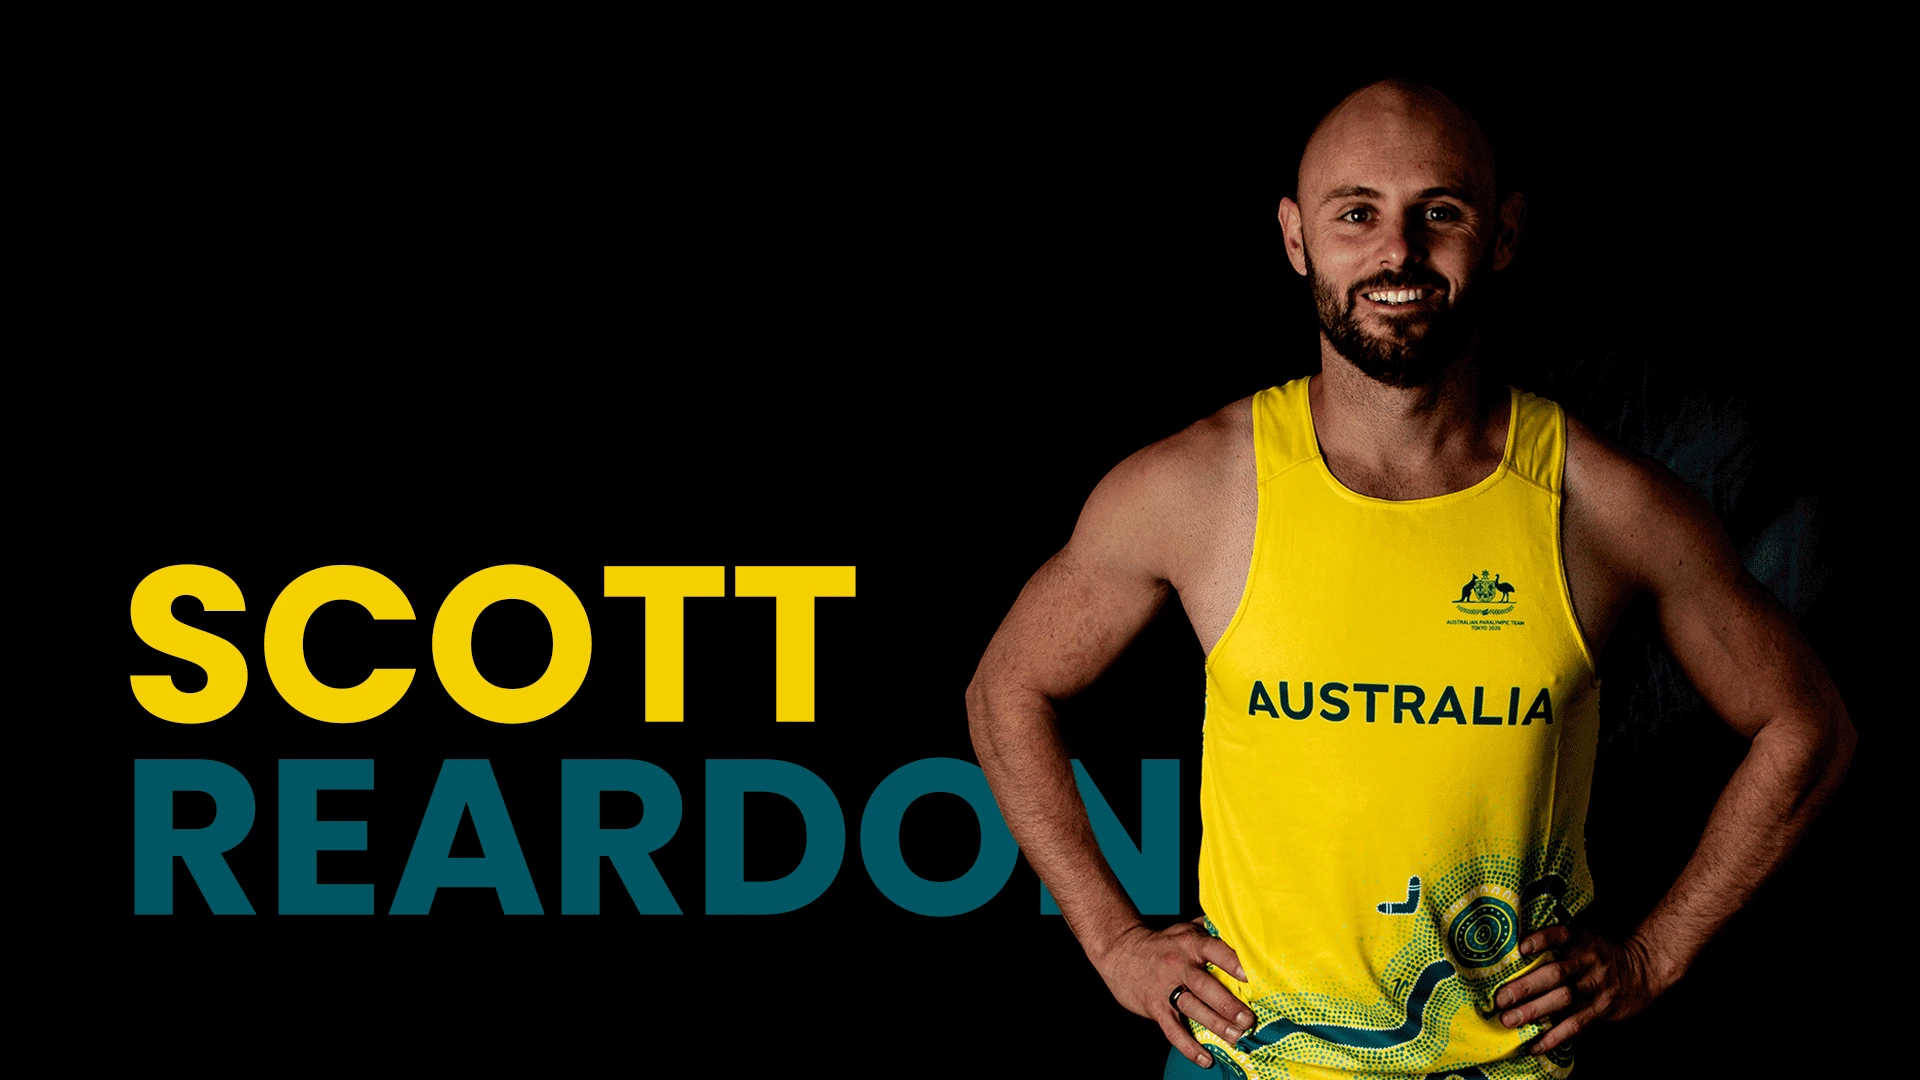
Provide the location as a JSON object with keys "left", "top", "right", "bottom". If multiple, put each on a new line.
{"left": 1360, "top": 287, "right": 1440, "bottom": 307}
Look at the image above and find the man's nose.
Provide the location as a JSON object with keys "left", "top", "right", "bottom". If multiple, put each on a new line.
{"left": 1377, "top": 216, "right": 1428, "bottom": 268}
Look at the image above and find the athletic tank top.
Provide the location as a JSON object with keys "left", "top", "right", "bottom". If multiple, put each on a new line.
{"left": 1192, "top": 377, "right": 1600, "bottom": 1080}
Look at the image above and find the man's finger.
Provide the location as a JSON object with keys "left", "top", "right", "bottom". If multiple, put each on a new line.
{"left": 1176, "top": 989, "right": 1248, "bottom": 1045}
{"left": 1197, "top": 936, "right": 1249, "bottom": 982}
{"left": 1184, "top": 978, "right": 1254, "bottom": 1042}
{"left": 1494, "top": 960, "right": 1568, "bottom": 1010}
{"left": 1500, "top": 984, "right": 1571, "bottom": 1028}
{"left": 1531, "top": 1006, "right": 1593, "bottom": 1055}
{"left": 1155, "top": 1006, "right": 1214, "bottom": 1069}
{"left": 1519, "top": 924, "right": 1573, "bottom": 957}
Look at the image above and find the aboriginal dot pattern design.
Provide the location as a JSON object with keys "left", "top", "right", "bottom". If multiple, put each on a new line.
{"left": 1180, "top": 841, "right": 1587, "bottom": 1079}
{"left": 1448, "top": 898, "right": 1517, "bottom": 968}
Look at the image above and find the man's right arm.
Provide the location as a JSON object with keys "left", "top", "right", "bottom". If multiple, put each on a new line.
{"left": 965, "top": 438, "right": 1252, "bottom": 1071}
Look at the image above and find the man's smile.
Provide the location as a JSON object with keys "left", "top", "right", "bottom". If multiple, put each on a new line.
{"left": 1360, "top": 286, "right": 1442, "bottom": 308}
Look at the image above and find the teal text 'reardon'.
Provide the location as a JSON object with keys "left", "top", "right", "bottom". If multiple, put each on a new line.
{"left": 131, "top": 757, "right": 1179, "bottom": 917}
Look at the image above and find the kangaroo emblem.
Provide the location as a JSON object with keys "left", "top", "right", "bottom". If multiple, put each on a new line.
{"left": 1452, "top": 570, "right": 1518, "bottom": 611}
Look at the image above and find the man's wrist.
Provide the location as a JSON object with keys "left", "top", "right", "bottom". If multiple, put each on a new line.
{"left": 1625, "top": 928, "right": 1692, "bottom": 997}
{"left": 1080, "top": 914, "right": 1151, "bottom": 970}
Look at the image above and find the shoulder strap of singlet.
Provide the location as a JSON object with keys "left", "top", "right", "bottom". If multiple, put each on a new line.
{"left": 1506, "top": 389, "right": 1567, "bottom": 496}
{"left": 1252, "top": 377, "right": 1320, "bottom": 483}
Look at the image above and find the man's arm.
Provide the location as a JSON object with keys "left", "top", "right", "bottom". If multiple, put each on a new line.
{"left": 966, "top": 432, "right": 1253, "bottom": 1071}
{"left": 1495, "top": 420, "right": 1856, "bottom": 1053}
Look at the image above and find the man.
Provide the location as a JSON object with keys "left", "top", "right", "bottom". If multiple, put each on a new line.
{"left": 965, "top": 79, "right": 1853, "bottom": 1078}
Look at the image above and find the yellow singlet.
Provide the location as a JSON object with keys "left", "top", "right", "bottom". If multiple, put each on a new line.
{"left": 1180, "top": 377, "right": 1600, "bottom": 1080}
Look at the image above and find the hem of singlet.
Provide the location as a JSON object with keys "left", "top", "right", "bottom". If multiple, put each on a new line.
{"left": 1164, "top": 1045, "right": 1575, "bottom": 1080}
{"left": 1303, "top": 380, "right": 1520, "bottom": 510}
{"left": 1204, "top": 392, "right": 1277, "bottom": 675}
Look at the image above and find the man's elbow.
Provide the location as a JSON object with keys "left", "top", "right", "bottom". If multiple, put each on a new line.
{"left": 1766, "top": 699, "right": 1855, "bottom": 802}
{"left": 1805, "top": 676, "right": 1856, "bottom": 792}
{"left": 965, "top": 664, "right": 1005, "bottom": 752}
{"left": 965, "top": 661, "right": 1053, "bottom": 761}
{"left": 1823, "top": 705, "right": 1857, "bottom": 791}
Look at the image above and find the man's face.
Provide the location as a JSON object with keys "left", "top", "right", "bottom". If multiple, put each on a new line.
{"left": 1304, "top": 232, "right": 1493, "bottom": 389}
{"left": 1280, "top": 85, "right": 1518, "bottom": 387}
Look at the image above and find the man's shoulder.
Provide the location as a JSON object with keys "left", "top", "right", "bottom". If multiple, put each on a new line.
{"left": 1562, "top": 410, "right": 1730, "bottom": 590}
{"left": 1564, "top": 411, "right": 1693, "bottom": 516}
{"left": 1104, "top": 394, "right": 1256, "bottom": 500}
{"left": 1159, "top": 393, "right": 1257, "bottom": 463}
{"left": 1064, "top": 395, "right": 1259, "bottom": 574}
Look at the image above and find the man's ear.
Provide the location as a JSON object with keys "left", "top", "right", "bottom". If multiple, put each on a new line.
{"left": 1491, "top": 191, "right": 1527, "bottom": 271}
{"left": 1278, "top": 197, "right": 1308, "bottom": 277}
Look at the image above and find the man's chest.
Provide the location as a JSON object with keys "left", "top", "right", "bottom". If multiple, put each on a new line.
{"left": 1175, "top": 478, "right": 1628, "bottom": 663}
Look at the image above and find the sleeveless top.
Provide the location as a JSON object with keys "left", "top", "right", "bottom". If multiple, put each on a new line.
{"left": 1192, "top": 377, "right": 1600, "bottom": 1080}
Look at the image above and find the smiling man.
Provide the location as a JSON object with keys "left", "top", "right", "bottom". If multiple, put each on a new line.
{"left": 965, "top": 80, "right": 1853, "bottom": 1079}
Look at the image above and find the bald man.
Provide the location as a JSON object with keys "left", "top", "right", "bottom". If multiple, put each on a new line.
{"left": 966, "top": 80, "right": 1853, "bottom": 1079}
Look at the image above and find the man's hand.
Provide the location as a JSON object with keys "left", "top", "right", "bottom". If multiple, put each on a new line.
{"left": 1093, "top": 918, "right": 1253, "bottom": 1069}
{"left": 1494, "top": 925, "right": 1674, "bottom": 1055}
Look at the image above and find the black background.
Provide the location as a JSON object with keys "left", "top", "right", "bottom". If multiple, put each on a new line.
{"left": 71, "top": 43, "right": 1875, "bottom": 1075}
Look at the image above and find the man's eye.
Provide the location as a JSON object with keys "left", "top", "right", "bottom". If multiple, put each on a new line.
{"left": 1340, "top": 208, "right": 1372, "bottom": 224}
{"left": 1425, "top": 206, "right": 1458, "bottom": 222}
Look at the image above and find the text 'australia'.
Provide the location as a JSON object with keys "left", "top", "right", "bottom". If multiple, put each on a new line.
{"left": 1246, "top": 681, "right": 1554, "bottom": 726}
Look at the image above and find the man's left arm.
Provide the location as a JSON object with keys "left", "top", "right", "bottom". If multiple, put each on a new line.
{"left": 1495, "top": 423, "right": 1856, "bottom": 1054}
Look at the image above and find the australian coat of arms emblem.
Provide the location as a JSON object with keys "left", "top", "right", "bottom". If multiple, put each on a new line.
{"left": 1453, "top": 570, "right": 1516, "bottom": 615}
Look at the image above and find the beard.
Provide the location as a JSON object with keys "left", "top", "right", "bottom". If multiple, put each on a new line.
{"left": 1306, "top": 251, "right": 1486, "bottom": 389}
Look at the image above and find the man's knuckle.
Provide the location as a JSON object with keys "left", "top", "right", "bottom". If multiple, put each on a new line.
{"left": 1208, "top": 991, "right": 1245, "bottom": 1016}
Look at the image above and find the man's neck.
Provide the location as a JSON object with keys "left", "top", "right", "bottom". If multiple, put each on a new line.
{"left": 1307, "top": 337, "right": 1509, "bottom": 501}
